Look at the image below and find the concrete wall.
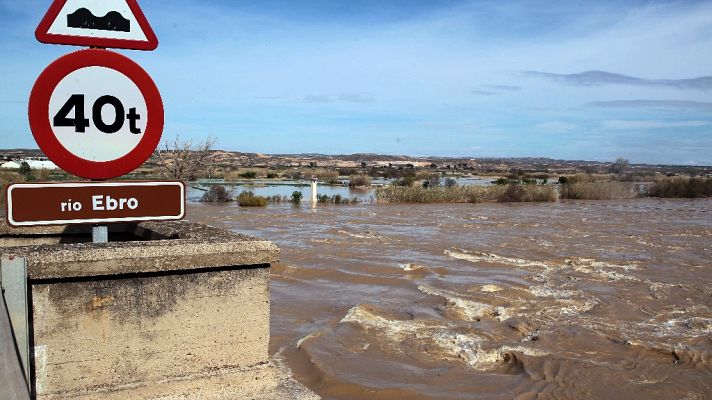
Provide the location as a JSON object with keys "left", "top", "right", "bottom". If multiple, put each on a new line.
{"left": 0, "top": 221, "right": 319, "bottom": 400}
{"left": 32, "top": 267, "right": 269, "bottom": 398}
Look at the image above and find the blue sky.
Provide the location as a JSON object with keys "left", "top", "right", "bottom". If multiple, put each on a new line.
{"left": 1, "top": 0, "right": 711, "bottom": 165}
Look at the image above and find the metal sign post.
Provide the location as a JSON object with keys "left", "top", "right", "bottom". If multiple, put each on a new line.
{"left": 92, "top": 225, "right": 109, "bottom": 243}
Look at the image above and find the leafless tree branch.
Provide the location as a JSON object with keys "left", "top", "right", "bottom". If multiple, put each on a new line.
{"left": 154, "top": 135, "right": 216, "bottom": 181}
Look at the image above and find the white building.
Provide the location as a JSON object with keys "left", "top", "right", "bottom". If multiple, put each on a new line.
{"left": 0, "top": 160, "right": 59, "bottom": 170}
{"left": 0, "top": 161, "right": 21, "bottom": 169}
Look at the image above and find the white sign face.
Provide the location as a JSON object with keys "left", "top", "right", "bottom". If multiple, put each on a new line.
{"left": 46, "top": 0, "right": 148, "bottom": 41}
{"left": 48, "top": 66, "right": 147, "bottom": 162}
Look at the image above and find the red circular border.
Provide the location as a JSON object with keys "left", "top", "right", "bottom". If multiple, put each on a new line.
{"left": 29, "top": 49, "right": 164, "bottom": 180}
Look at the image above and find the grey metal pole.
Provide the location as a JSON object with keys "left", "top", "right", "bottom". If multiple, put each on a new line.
{"left": 92, "top": 225, "right": 108, "bottom": 244}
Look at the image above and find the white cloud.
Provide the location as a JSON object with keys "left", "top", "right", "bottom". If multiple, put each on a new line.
{"left": 602, "top": 120, "right": 712, "bottom": 130}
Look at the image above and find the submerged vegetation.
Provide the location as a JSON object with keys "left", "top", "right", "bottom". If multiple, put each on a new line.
{"left": 316, "top": 194, "right": 360, "bottom": 204}
{"left": 376, "top": 184, "right": 556, "bottom": 204}
{"left": 497, "top": 184, "right": 558, "bottom": 202}
{"left": 237, "top": 191, "right": 268, "bottom": 207}
{"left": 200, "top": 185, "right": 232, "bottom": 202}
{"left": 291, "top": 191, "right": 303, "bottom": 204}
{"left": 348, "top": 175, "right": 371, "bottom": 188}
{"left": 648, "top": 178, "right": 712, "bottom": 198}
{"left": 559, "top": 180, "right": 634, "bottom": 200}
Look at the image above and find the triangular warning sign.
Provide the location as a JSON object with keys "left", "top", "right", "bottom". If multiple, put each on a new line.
{"left": 35, "top": 0, "right": 158, "bottom": 51}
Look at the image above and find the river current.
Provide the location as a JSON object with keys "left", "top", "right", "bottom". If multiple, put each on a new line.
{"left": 188, "top": 199, "right": 712, "bottom": 400}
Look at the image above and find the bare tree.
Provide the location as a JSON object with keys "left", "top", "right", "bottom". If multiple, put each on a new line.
{"left": 154, "top": 135, "right": 216, "bottom": 181}
{"left": 609, "top": 157, "right": 629, "bottom": 175}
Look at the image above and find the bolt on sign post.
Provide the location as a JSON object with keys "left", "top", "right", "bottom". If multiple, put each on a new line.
{"left": 6, "top": 0, "right": 184, "bottom": 239}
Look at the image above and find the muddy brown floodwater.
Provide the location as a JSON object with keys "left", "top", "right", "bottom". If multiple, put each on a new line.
{"left": 188, "top": 199, "right": 712, "bottom": 400}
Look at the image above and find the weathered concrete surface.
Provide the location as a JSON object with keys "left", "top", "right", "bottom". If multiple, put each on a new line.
{"left": 1, "top": 293, "right": 31, "bottom": 400}
{"left": 32, "top": 268, "right": 270, "bottom": 398}
{"left": 36, "top": 360, "right": 319, "bottom": 400}
{"left": 0, "top": 221, "right": 319, "bottom": 400}
{"left": 0, "top": 222, "right": 280, "bottom": 280}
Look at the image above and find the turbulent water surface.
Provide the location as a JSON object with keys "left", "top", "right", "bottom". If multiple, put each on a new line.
{"left": 188, "top": 199, "right": 712, "bottom": 400}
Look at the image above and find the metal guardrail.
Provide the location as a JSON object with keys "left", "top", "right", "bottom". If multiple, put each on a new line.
{"left": 1, "top": 292, "right": 31, "bottom": 399}
{"left": 1, "top": 256, "right": 31, "bottom": 399}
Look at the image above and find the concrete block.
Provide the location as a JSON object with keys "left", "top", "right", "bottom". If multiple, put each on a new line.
{"left": 0, "top": 221, "right": 318, "bottom": 399}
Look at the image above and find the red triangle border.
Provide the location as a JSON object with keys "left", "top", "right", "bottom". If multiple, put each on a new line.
{"left": 35, "top": 0, "right": 158, "bottom": 51}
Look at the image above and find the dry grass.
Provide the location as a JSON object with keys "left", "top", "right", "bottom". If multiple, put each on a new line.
{"left": 312, "top": 169, "right": 339, "bottom": 181}
{"left": 376, "top": 184, "right": 556, "bottom": 204}
{"left": 648, "top": 178, "right": 712, "bottom": 198}
{"left": 349, "top": 175, "right": 371, "bottom": 188}
{"left": 497, "top": 184, "right": 558, "bottom": 202}
{"left": 559, "top": 181, "right": 634, "bottom": 200}
{"left": 0, "top": 171, "right": 24, "bottom": 207}
{"left": 237, "top": 191, "right": 268, "bottom": 207}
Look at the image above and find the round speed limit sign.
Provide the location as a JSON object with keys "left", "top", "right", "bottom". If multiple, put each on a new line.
{"left": 29, "top": 49, "right": 164, "bottom": 179}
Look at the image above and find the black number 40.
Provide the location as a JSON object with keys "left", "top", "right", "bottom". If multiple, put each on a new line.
{"left": 53, "top": 94, "right": 142, "bottom": 134}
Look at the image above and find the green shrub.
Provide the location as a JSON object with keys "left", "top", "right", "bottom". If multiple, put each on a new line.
{"left": 291, "top": 191, "right": 303, "bottom": 204}
{"left": 239, "top": 171, "right": 257, "bottom": 179}
{"left": 237, "top": 191, "right": 267, "bottom": 207}
{"left": 18, "top": 161, "right": 31, "bottom": 175}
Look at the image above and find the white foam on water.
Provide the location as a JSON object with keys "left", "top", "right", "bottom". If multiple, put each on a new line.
{"left": 445, "top": 249, "right": 641, "bottom": 285}
{"left": 557, "top": 298, "right": 599, "bottom": 316}
{"left": 341, "top": 305, "right": 546, "bottom": 370}
{"left": 445, "top": 249, "right": 548, "bottom": 269}
{"left": 528, "top": 285, "right": 579, "bottom": 299}
{"left": 432, "top": 331, "right": 548, "bottom": 368}
{"left": 418, "top": 285, "right": 511, "bottom": 321}
{"left": 341, "top": 304, "right": 428, "bottom": 341}
{"left": 564, "top": 258, "right": 641, "bottom": 282}
{"left": 338, "top": 230, "right": 384, "bottom": 240}
{"left": 481, "top": 284, "right": 503, "bottom": 293}
{"left": 399, "top": 263, "right": 424, "bottom": 271}
{"left": 636, "top": 239, "right": 662, "bottom": 248}
{"left": 296, "top": 331, "right": 323, "bottom": 348}
{"left": 577, "top": 258, "right": 639, "bottom": 271}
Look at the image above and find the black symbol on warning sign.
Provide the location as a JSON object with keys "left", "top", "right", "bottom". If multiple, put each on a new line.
{"left": 67, "top": 8, "right": 130, "bottom": 32}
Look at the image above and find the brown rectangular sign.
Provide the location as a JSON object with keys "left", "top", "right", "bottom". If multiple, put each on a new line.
{"left": 6, "top": 181, "right": 185, "bottom": 227}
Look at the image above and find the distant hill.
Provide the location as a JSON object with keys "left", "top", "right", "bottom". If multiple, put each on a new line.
{"left": 1, "top": 148, "right": 710, "bottom": 174}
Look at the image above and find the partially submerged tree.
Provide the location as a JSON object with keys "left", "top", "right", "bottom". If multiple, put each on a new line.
{"left": 154, "top": 135, "right": 216, "bottom": 181}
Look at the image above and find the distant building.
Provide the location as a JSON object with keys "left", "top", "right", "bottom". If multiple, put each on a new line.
{"left": 1, "top": 161, "right": 21, "bottom": 169}
{"left": 0, "top": 160, "right": 59, "bottom": 170}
